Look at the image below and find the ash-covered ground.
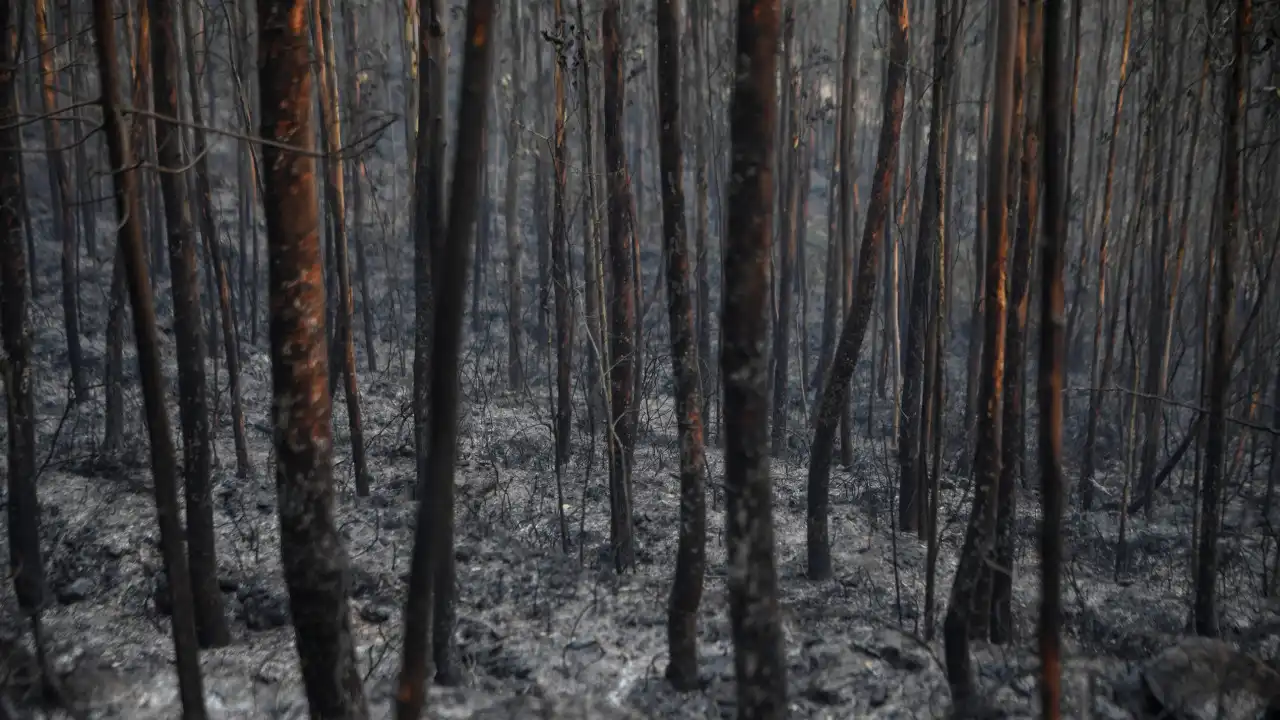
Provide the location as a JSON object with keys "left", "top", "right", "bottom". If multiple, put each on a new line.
{"left": 0, "top": 223, "right": 1277, "bottom": 720}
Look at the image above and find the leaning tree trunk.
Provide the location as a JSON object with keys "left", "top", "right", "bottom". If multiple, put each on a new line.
{"left": 150, "top": 0, "right": 230, "bottom": 650}
{"left": 1195, "top": 0, "right": 1248, "bottom": 639}
{"left": 90, "top": 0, "right": 207, "bottom": 714}
{"left": 603, "top": 0, "right": 637, "bottom": 574}
{"left": 722, "top": 1, "right": 787, "bottom": 717}
{"left": 942, "top": 0, "right": 1017, "bottom": 704}
{"left": 396, "top": 1, "right": 494, "bottom": 716}
{"left": 655, "top": 0, "right": 708, "bottom": 691}
{"left": 806, "top": 0, "right": 908, "bottom": 582}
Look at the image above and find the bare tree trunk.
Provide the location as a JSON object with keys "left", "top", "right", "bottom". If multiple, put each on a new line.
{"left": 942, "top": 0, "right": 1017, "bottom": 702}
{"left": 806, "top": 0, "right": 908, "bottom": 581}
{"left": 551, "top": 0, "right": 574, "bottom": 529}
{"left": 342, "top": 1, "right": 377, "bottom": 372}
{"left": 770, "top": 32, "right": 802, "bottom": 454}
{"left": 312, "top": 0, "right": 369, "bottom": 496}
{"left": 181, "top": 0, "right": 251, "bottom": 479}
{"left": 1080, "top": 0, "right": 1134, "bottom": 511}
{"left": 397, "top": 1, "right": 494, "bottom": 715}
{"left": 1038, "top": 1, "right": 1068, "bottom": 712}
{"left": 34, "top": 0, "right": 89, "bottom": 404}
{"left": 504, "top": 0, "right": 524, "bottom": 389}
{"left": 1195, "top": 0, "right": 1248, "bottom": 639}
{"left": 603, "top": 0, "right": 637, "bottom": 574}
{"left": 150, "top": 0, "right": 230, "bottom": 649}
{"left": 838, "top": 0, "right": 861, "bottom": 470}
{"left": 90, "top": 0, "right": 207, "bottom": 713}
{"left": 0, "top": 0, "right": 51, "bottom": 691}
{"left": 722, "top": 2, "right": 787, "bottom": 716}
{"left": 689, "top": 0, "right": 714, "bottom": 416}
{"left": 898, "top": 0, "right": 955, "bottom": 537}
{"left": 257, "top": 0, "right": 368, "bottom": 714}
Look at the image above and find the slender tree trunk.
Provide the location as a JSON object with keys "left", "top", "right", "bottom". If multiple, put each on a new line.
{"left": 942, "top": 0, "right": 1017, "bottom": 702}
{"left": 722, "top": 2, "right": 787, "bottom": 716}
{"left": 603, "top": 0, "right": 637, "bottom": 574}
{"left": 0, "top": 0, "right": 50, "bottom": 687}
{"left": 770, "top": 45, "right": 802, "bottom": 454}
{"left": 838, "top": 0, "right": 861, "bottom": 470}
{"left": 90, "top": 0, "right": 207, "bottom": 713}
{"left": 690, "top": 0, "right": 714, "bottom": 416}
{"left": 655, "top": 0, "right": 708, "bottom": 689}
{"left": 1080, "top": 0, "right": 1134, "bottom": 511}
{"left": 312, "top": 0, "right": 369, "bottom": 496}
{"left": 35, "top": 0, "right": 89, "bottom": 404}
{"left": 342, "top": 1, "right": 378, "bottom": 372}
{"left": 504, "top": 0, "right": 524, "bottom": 389}
{"left": 397, "top": 2, "right": 494, "bottom": 715}
{"left": 806, "top": 0, "right": 908, "bottom": 581}
{"left": 551, "top": 0, "right": 574, "bottom": 502}
{"left": 1038, "top": 1, "right": 1068, "bottom": 712}
{"left": 1195, "top": 0, "right": 1248, "bottom": 639}
{"left": 181, "top": 0, "right": 251, "bottom": 479}
{"left": 150, "top": 0, "right": 230, "bottom": 649}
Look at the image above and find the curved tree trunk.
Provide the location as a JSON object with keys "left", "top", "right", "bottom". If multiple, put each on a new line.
{"left": 90, "top": 0, "right": 207, "bottom": 713}
{"left": 805, "top": 0, "right": 908, "bottom": 582}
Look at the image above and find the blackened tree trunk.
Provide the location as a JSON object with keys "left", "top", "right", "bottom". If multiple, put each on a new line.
{"left": 504, "top": 0, "right": 524, "bottom": 389}
{"left": 1195, "top": 0, "right": 1248, "bottom": 639}
{"left": 89, "top": 0, "right": 207, "bottom": 714}
{"left": 1038, "top": 0, "right": 1068, "bottom": 712}
{"left": 806, "top": 0, "right": 908, "bottom": 582}
{"left": 577, "top": 0, "right": 607, "bottom": 426}
{"left": 396, "top": 0, "right": 495, "bottom": 715}
{"left": 551, "top": 0, "right": 574, "bottom": 507}
{"left": 723, "top": 2, "right": 787, "bottom": 716}
{"left": 992, "top": 0, "right": 1042, "bottom": 645}
{"left": 150, "top": 0, "right": 229, "bottom": 650}
{"left": 770, "top": 14, "right": 801, "bottom": 454}
{"left": 34, "top": 0, "right": 88, "bottom": 405}
{"left": 257, "top": 0, "right": 368, "bottom": 714}
{"left": 413, "top": 0, "right": 445, "bottom": 499}
{"left": 898, "top": 0, "right": 954, "bottom": 537}
{"left": 603, "top": 0, "right": 637, "bottom": 573}
{"left": 837, "top": 0, "right": 861, "bottom": 470}
{"left": 1080, "top": 0, "right": 1135, "bottom": 511}
{"left": 1, "top": 0, "right": 49, "bottom": 668}
{"left": 656, "top": 0, "right": 708, "bottom": 691}
{"left": 689, "top": 0, "right": 714, "bottom": 415}
{"left": 312, "top": 0, "right": 369, "bottom": 496}
{"left": 180, "top": 0, "right": 251, "bottom": 479}
{"left": 942, "top": 0, "right": 1017, "bottom": 704}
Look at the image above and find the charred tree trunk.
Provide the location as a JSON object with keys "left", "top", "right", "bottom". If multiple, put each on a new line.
{"left": 603, "top": 0, "right": 637, "bottom": 574}
{"left": 1038, "top": 0, "right": 1068, "bottom": 712}
{"left": 991, "top": 0, "right": 1041, "bottom": 645}
{"left": 312, "top": 0, "right": 369, "bottom": 496}
{"left": 806, "top": 0, "right": 908, "bottom": 581}
{"left": 90, "top": 0, "right": 207, "bottom": 713}
{"left": 34, "top": 0, "right": 88, "bottom": 405}
{"left": 504, "top": 0, "right": 523, "bottom": 389}
{"left": 723, "top": 2, "right": 787, "bottom": 716}
{"left": 1194, "top": 0, "right": 1248, "bottom": 639}
{"left": 655, "top": 0, "right": 708, "bottom": 690}
{"left": 551, "top": 0, "right": 574, "bottom": 516}
{"left": 942, "top": 0, "right": 1017, "bottom": 703}
{"left": 257, "top": 0, "right": 369, "bottom": 714}
{"left": 0, "top": 0, "right": 50, "bottom": 689}
{"left": 397, "top": 1, "right": 494, "bottom": 715}
{"left": 150, "top": 0, "right": 230, "bottom": 649}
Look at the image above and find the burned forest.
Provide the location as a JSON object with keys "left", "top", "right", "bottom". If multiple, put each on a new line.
{"left": 1, "top": 0, "right": 1279, "bottom": 718}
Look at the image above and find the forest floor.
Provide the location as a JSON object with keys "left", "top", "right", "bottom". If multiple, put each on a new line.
{"left": 0, "top": 230, "right": 1277, "bottom": 719}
